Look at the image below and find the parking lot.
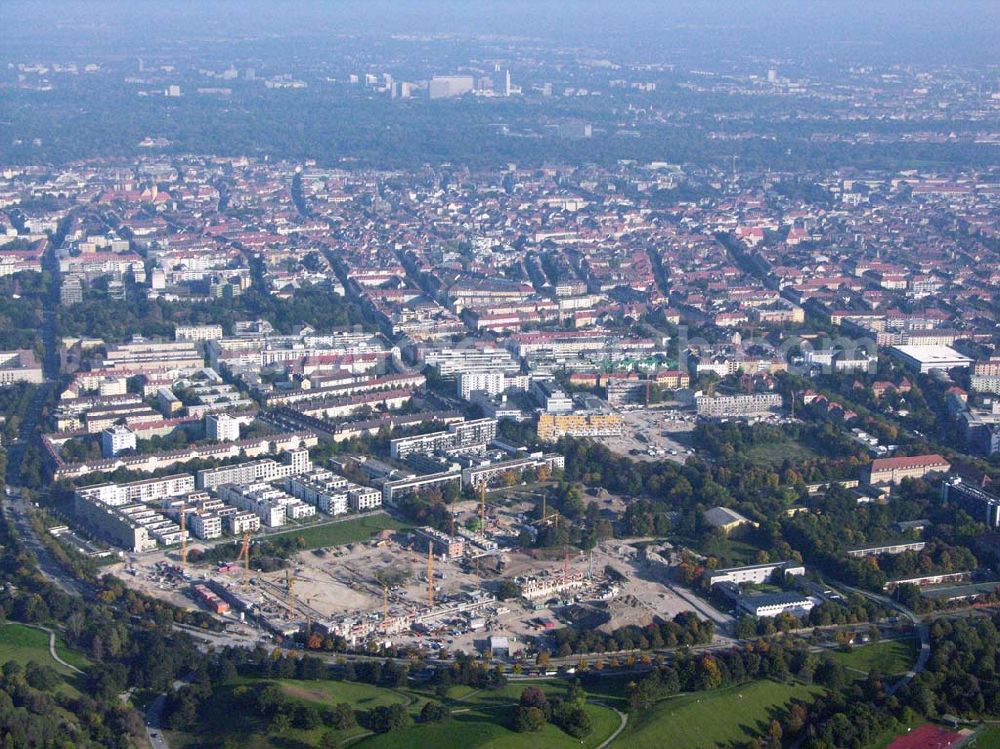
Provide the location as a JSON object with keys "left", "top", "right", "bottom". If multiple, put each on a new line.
{"left": 599, "top": 407, "right": 697, "bottom": 462}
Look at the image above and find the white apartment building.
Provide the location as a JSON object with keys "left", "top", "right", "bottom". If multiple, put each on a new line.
{"left": 222, "top": 481, "right": 316, "bottom": 525}
{"left": 188, "top": 512, "right": 223, "bottom": 540}
{"left": 175, "top": 324, "right": 224, "bottom": 342}
{"left": 206, "top": 412, "right": 241, "bottom": 442}
{"left": 457, "top": 371, "right": 507, "bottom": 400}
{"left": 695, "top": 393, "right": 783, "bottom": 418}
{"left": 226, "top": 510, "right": 261, "bottom": 535}
{"left": 196, "top": 449, "right": 311, "bottom": 490}
{"left": 389, "top": 418, "right": 497, "bottom": 459}
{"left": 349, "top": 485, "right": 382, "bottom": 511}
{"left": 707, "top": 561, "right": 805, "bottom": 587}
{"left": 420, "top": 346, "right": 519, "bottom": 378}
{"left": 284, "top": 470, "right": 350, "bottom": 515}
{"left": 76, "top": 474, "right": 196, "bottom": 507}
{"left": 738, "top": 593, "right": 816, "bottom": 618}
{"left": 101, "top": 425, "right": 137, "bottom": 458}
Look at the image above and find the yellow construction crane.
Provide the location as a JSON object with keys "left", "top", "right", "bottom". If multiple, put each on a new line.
{"left": 286, "top": 567, "right": 295, "bottom": 610}
{"left": 178, "top": 503, "right": 187, "bottom": 576}
{"left": 427, "top": 541, "right": 434, "bottom": 609}
{"left": 478, "top": 484, "right": 486, "bottom": 531}
{"left": 236, "top": 532, "right": 252, "bottom": 588}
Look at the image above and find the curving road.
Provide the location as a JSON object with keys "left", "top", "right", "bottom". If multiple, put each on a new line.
{"left": 837, "top": 582, "right": 930, "bottom": 695}
{"left": 595, "top": 702, "right": 628, "bottom": 749}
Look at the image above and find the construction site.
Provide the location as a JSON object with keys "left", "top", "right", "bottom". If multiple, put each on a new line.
{"left": 107, "top": 487, "right": 723, "bottom": 653}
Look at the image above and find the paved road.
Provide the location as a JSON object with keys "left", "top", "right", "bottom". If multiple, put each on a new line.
{"left": 838, "top": 582, "right": 930, "bottom": 695}
{"left": 595, "top": 702, "right": 628, "bottom": 749}
{"left": 2, "top": 485, "right": 84, "bottom": 598}
{"left": 145, "top": 693, "right": 169, "bottom": 749}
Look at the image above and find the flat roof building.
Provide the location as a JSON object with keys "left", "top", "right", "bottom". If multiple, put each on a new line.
{"left": 890, "top": 345, "right": 973, "bottom": 373}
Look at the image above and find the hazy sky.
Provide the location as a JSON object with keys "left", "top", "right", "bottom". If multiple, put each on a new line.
{"left": 3, "top": 1, "right": 999, "bottom": 65}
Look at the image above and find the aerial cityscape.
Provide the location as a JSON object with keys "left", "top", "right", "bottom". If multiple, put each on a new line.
{"left": 1, "top": 2, "right": 1000, "bottom": 748}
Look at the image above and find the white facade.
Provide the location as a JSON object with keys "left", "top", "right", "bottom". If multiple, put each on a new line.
{"left": 349, "top": 485, "right": 382, "bottom": 511}
{"left": 284, "top": 470, "right": 350, "bottom": 515}
{"left": 175, "top": 325, "right": 224, "bottom": 342}
{"left": 457, "top": 371, "right": 507, "bottom": 400}
{"left": 695, "top": 393, "right": 783, "bottom": 418}
{"left": 738, "top": 593, "right": 816, "bottom": 618}
{"left": 226, "top": 510, "right": 261, "bottom": 535}
{"left": 708, "top": 562, "right": 805, "bottom": 587}
{"left": 188, "top": 512, "right": 223, "bottom": 540}
{"left": 101, "top": 425, "right": 137, "bottom": 458}
{"left": 206, "top": 412, "right": 241, "bottom": 442}
{"left": 891, "top": 345, "right": 974, "bottom": 373}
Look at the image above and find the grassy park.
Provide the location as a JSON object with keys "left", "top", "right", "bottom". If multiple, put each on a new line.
{"left": 616, "top": 679, "right": 822, "bottom": 749}
{"left": 167, "top": 676, "right": 623, "bottom": 749}
{"left": 266, "top": 513, "right": 410, "bottom": 550}
{"left": 0, "top": 622, "right": 89, "bottom": 695}
{"left": 831, "top": 637, "right": 918, "bottom": 676}
{"left": 743, "top": 438, "right": 818, "bottom": 468}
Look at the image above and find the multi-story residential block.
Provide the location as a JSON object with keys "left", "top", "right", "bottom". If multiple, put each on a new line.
{"left": 536, "top": 412, "right": 623, "bottom": 441}
{"left": 389, "top": 418, "right": 497, "bottom": 459}
{"left": 174, "top": 324, "right": 224, "bottom": 342}
{"left": 101, "top": 425, "right": 137, "bottom": 458}
{"left": 75, "top": 474, "right": 197, "bottom": 507}
{"left": 206, "top": 412, "right": 241, "bottom": 442}
{"left": 865, "top": 454, "right": 950, "bottom": 485}
{"left": 0, "top": 350, "right": 44, "bottom": 385}
{"left": 695, "top": 393, "right": 783, "bottom": 418}
{"left": 457, "top": 371, "right": 507, "bottom": 400}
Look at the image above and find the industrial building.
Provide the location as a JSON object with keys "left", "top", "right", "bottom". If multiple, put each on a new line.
{"left": 890, "top": 345, "right": 974, "bottom": 373}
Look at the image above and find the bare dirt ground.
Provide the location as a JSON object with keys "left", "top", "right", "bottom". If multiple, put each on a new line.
{"left": 107, "top": 530, "right": 731, "bottom": 653}
{"left": 599, "top": 407, "right": 697, "bottom": 462}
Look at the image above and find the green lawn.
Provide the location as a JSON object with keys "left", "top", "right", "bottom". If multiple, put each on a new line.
{"left": 267, "top": 513, "right": 411, "bottom": 550}
{"left": 831, "top": 638, "right": 918, "bottom": 676}
{"left": 278, "top": 677, "right": 412, "bottom": 709}
{"left": 169, "top": 676, "right": 621, "bottom": 749}
{"left": 695, "top": 535, "right": 763, "bottom": 565}
{"left": 968, "top": 727, "right": 1000, "bottom": 748}
{"left": 616, "top": 679, "right": 822, "bottom": 749}
{"left": 167, "top": 678, "right": 373, "bottom": 749}
{"left": 356, "top": 679, "right": 622, "bottom": 749}
{"left": 358, "top": 702, "right": 619, "bottom": 749}
{"left": 744, "top": 440, "right": 818, "bottom": 468}
{"left": 0, "top": 622, "right": 89, "bottom": 695}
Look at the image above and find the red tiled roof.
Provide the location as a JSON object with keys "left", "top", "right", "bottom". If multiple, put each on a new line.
{"left": 871, "top": 454, "right": 949, "bottom": 472}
